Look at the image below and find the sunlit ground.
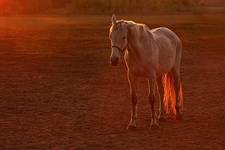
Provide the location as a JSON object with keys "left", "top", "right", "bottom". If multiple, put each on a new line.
{"left": 0, "top": 14, "right": 225, "bottom": 149}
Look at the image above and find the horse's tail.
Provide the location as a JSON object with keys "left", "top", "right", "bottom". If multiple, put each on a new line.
{"left": 179, "top": 81, "right": 184, "bottom": 111}
{"left": 162, "top": 73, "right": 177, "bottom": 115}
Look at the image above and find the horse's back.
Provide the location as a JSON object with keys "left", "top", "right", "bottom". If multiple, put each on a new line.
{"left": 151, "top": 27, "right": 181, "bottom": 46}
{"left": 150, "top": 27, "right": 182, "bottom": 73}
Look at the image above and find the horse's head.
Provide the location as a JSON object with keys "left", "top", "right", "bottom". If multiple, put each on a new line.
{"left": 109, "top": 14, "right": 128, "bottom": 66}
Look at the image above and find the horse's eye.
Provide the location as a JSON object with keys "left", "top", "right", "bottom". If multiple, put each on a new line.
{"left": 122, "top": 36, "right": 126, "bottom": 40}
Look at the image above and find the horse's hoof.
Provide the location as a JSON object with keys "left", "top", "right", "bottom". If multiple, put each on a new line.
{"left": 150, "top": 123, "right": 160, "bottom": 130}
{"left": 150, "top": 119, "right": 160, "bottom": 130}
{"left": 127, "top": 124, "right": 137, "bottom": 130}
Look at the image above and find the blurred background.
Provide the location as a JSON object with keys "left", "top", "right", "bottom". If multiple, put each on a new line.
{"left": 0, "top": 0, "right": 225, "bottom": 149}
{"left": 0, "top": 0, "right": 225, "bottom": 15}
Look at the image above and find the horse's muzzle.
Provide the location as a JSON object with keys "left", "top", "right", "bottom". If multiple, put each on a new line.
{"left": 110, "top": 57, "right": 119, "bottom": 66}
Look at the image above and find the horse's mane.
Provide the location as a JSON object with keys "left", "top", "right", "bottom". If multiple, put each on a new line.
{"left": 109, "top": 19, "right": 152, "bottom": 40}
{"left": 120, "top": 20, "right": 150, "bottom": 33}
{"left": 110, "top": 20, "right": 136, "bottom": 32}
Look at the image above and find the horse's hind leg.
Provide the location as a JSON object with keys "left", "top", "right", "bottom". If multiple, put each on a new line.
{"left": 173, "top": 40, "right": 183, "bottom": 120}
{"left": 148, "top": 79, "right": 160, "bottom": 129}
{"left": 127, "top": 72, "right": 138, "bottom": 130}
{"left": 172, "top": 69, "right": 183, "bottom": 120}
{"left": 157, "top": 76, "right": 165, "bottom": 121}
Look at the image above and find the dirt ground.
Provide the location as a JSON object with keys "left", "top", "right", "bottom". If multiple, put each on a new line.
{"left": 0, "top": 14, "right": 225, "bottom": 149}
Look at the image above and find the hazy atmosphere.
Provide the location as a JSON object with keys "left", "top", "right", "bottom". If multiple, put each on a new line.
{"left": 0, "top": 0, "right": 225, "bottom": 149}
{"left": 1, "top": 0, "right": 225, "bottom": 14}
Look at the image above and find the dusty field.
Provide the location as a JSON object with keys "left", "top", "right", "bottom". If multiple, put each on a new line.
{"left": 0, "top": 14, "right": 225, "bottom": 149}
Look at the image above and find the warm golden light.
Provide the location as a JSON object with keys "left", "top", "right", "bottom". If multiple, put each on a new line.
{"left": 0, "top": 0, "right": 6, "bottom": 7}
{"left": 163, "top": 73, "right": 184, "bottom": 115}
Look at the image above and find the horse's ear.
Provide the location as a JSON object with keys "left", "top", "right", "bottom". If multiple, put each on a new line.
{"left": 111, "top": 14, "right": 116, "bottom": 25}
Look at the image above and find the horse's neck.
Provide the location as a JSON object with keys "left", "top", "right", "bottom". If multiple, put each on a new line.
{"left": 126, "top": 24, "right": 159, "bottom": 73}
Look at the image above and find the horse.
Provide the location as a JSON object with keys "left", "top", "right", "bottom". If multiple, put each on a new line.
{"left": 109, "top": 14, "right": 184, "bottom": 129}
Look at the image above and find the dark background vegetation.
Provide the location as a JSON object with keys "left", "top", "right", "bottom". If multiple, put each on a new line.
{"left": 1, "top": 0, "right": 225, "bottom": 15}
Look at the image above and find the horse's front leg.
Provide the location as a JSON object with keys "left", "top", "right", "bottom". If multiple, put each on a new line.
{"left": 157, "top": 76, "right": 165, "bottom": 121}
{"left": 127, "top": 72, "right": 138, "bottom": 130}
{"left": 148, "top": 79, "right": 160, "bottom": 129}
